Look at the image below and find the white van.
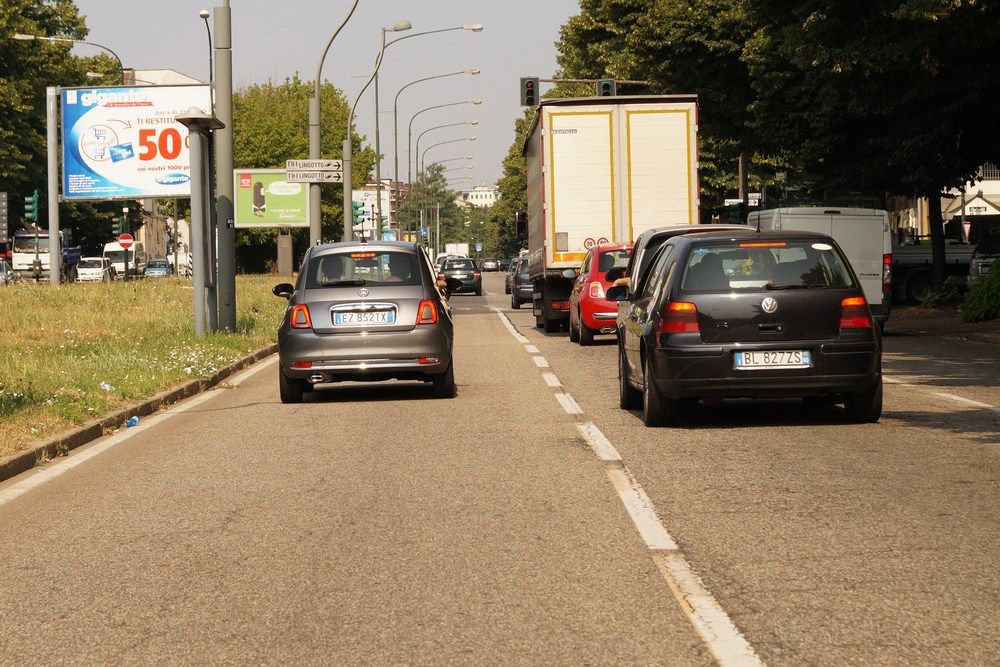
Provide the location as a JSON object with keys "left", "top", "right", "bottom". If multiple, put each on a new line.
{"left": 102, "top": 241, "right": 147, "bottom": 279}
{"left": 748, "top": 207, "right": 892, "bottom": 327}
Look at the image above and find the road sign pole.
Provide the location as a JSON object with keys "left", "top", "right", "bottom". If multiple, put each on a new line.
{"left": 214, "top": 1, "right": 237, "bottom": 332}
{"left": 46, "top": 86, "right": 60, "bottom": 284}
{"left": 309, "top": 97, "right": 321, "bottom": 245}
{"left": 342, "top": 138, "right": 353, "bottom": 242}
{"left": 189, "top": 128, "right": 208, "bottom": 336}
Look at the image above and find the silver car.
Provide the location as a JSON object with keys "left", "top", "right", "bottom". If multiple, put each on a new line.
{"left": 273, "top": 242, "right": 456, "bottom": 403}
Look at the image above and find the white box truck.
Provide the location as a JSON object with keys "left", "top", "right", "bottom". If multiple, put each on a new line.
{"left": 748, "top": 207, "right": 892, "bottom": 327}
{"left": 522, "top": 95, "right": 700, "bottom": 332}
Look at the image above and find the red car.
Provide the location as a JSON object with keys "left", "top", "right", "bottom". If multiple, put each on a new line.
{"left": 569, "top": 243, "right": 633, "bottom": 345}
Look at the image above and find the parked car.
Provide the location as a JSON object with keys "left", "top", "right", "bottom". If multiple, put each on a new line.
{"left": 499, "top": 257, "right": 512, "bottom": 271}
{"left": 569, "top": 243, "right": 633, "bottom": 345}
{"left": 609, "top": 229, "right": 882, "bottom": 426}
{"left": 0, "top": 259, "right": 16, "bottom": 285}
{"left": 438, "top": 257, "right": 482, "bottom": 296}
{"left": 76, "top": 256, "right": 114, "bottom": 283}
{"left": 273, "top": 242, "right": 457, "bottom": 404}
{"left": 145, "top": 257, "right": 173, "bottom": 278}
{"left": 481, "top": 258, "right": 499, "bottom": 271}
{"left": 510, "top": 256, "right": 532, "bottom": 309}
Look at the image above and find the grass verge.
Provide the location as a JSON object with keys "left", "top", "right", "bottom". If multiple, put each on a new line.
{"left": 0, "top": 275, "right": 286, "bottom": 460}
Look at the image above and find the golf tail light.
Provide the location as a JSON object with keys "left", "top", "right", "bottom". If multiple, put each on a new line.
{"left": 416, "top": 299, "right": 438, "bottom": 325}
{"left": 290, "top": 304, "right": 312, "bottom": 329}
{"left": 659, "top": 301, "right": 699, "bottom": 334}
{"left": 882, "top": 254, "right": 892, "bottom": 297}
{"left": 473, "top": 271, "right": 481, "bottom": 279}
{"left": 588, "top": 281, "right": 605, "bottom": 299}
{"left": 839, "top": 296, "right": 872, "bottom": 329}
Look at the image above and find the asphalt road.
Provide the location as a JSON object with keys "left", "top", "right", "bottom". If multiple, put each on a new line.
{"left": 1, "top": 272, "right": 996, "bottom": 664}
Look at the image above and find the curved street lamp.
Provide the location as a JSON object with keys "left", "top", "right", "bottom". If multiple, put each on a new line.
{"left": 13, "top": 33, "right": 124, "bottom": 80}
{"left": 420, "top": 136, "right": 477, "bottom": 179}
{"left": 307, "top": 0, "right": 361, "bottom": 244}
{"left": 414, "top": 121, "right": 478, "bottom": 179}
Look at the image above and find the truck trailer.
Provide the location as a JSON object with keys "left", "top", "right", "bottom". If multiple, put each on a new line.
{"left": 522, "top": 96, "right": 700, "bottom": 332}
{"left": 11, "top": 227, "right": 82, "bottom": 281}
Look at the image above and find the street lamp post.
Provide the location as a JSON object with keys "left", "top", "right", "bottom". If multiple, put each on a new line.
{"left": 420, "top": 137, "right": 477, "bottom": 182}
{"left": 13, "top": 33, "right": 125, "bottom": 82}
{"left": 309, "top": 0, "right": 361, "bottom": 246}
{"left": 414, "top": 121, "right": 478, "bottom": 182}
{"left": 372, "top": 21, "right": 413, "bottom": 239}
{"left": 393, "top": 70, "right": 480, "bottom": 238}
{"left": 198, "top": 10, "right": 214, "bottom": 108}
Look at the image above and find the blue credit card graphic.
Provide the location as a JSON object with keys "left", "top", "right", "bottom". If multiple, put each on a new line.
{"left": 109, "top": 143, "right": 135, "bottom": 162}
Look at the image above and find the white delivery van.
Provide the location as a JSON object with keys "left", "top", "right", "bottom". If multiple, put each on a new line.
{"left": 102, "top": 241, "right": 147, "bottom": 279}
{"left": 748, "top": 207, "right": 892, "bottom": 326}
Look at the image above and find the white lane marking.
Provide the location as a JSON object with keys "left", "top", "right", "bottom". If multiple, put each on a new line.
{"left": 606, "top": 468, "right": 678, "bottom": 551}
{"left": 542, "top": 372, "right": 562, "bottom": 388}
{"left": 229, "top": 354, "right": 277, "bottom": 385}
{"left": 495, "top": 311, "right": 530, "bottom": 343}
{"left": 930, "top": 392, "right": 1000, "bottom": 413}
{"left": 655, "top": 553, "right": 765, "bottom": 667}
{"left": 555, "top": 393, "right": 583, "bottom": 415}
{"left": 577, "top": 423, "right": 621, "bottom": 462}
{"left": 524, "top": 344, "right": 540, "bottom": 354}
{"left": 492, "top": 308, "right": 763, "bottom": 667}
{"left": 0, "top": 355, "right": 276, "bottom": 507}
{"left": 885, "top": 374, "right": 998, "bottom": 412}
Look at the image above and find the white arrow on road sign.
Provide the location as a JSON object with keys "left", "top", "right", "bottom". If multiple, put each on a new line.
{"left": 285, "top": 171, "right": 344, "bottom": 183}
{"left": 285, "top": 159, "right": 343, "bottom": 172}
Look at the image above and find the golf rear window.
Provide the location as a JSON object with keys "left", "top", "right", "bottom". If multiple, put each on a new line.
{"left": 444, "top": 259, "right": 475, "bottom": 270}
{"left": 680, "top": 240, "right": 854, "bottom": 292}
{"left": 305, "top": 250, "right": 421, "bottom": 288}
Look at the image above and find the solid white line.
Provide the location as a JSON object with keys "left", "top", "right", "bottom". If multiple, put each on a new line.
{"left": 495, "top": 311, "right": 530, "bottom": 343}
{"left": 524, "top": 344, "right": 540, "bottom": 354}
{"left": 655, "top": 553, "right": 765, "bottom": 667}
{"left": 606, "top": 468, "right": 678, "bottom": 551}
{"left": 576, "top": 422, "right": 621, "bottom": 462}
{"left": 0, "top": 355, "right": 277, "bottom": 507}
{"left": 542, "top": 373, "right": 562, "bottom": 388}
{"left": 555, "top": 393, "right": 583, "bottom": 415}
{"left": 229, "top": 354, "right": 277, "bottom": 386}
{"left": 532, "top": 356, "right": 549, "bottom": 368}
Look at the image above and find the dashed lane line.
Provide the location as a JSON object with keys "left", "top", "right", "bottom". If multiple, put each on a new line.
{"left": 494, "top": 311, "right": 764, "bottom": 667}
{"left": 885, "top": 376, "right": 999, "bottom": 413}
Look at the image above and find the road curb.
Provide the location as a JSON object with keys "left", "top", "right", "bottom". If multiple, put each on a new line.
{"left": 0, "top": 344, "right": 277, "bottom": 486}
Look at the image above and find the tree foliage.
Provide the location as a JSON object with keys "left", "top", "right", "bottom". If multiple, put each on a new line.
{"left": 487, "top": 110, "right": 534, "bottom": 258}
{"left": 232, "top": 75, "right": 376, "bottom": 270}
{"left": 403, "top": 163, "right": 466, "bottom": 252}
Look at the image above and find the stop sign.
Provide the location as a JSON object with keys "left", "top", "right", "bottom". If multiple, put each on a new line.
{"left": 118, "top": 233, "right": 134, "bottom": 249}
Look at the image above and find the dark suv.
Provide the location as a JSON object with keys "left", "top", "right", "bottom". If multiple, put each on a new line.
{"left": 438, "top": 257, "right": 482, "bottom": 296}
{"left": 609, "top": 230, "right": 882, "bottom": 426}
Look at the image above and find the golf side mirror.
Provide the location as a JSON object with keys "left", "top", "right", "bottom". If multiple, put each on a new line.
{"left": 605, "top": 284, "right": 629, "bottom": 302}
{"left": 561, "top": 268, "right": 577, "bottom": 279}
{"left": 272, "top": 283, "right": 294, "bottom": 299}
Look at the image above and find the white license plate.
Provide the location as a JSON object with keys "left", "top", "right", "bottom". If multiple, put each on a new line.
{"left": 734, "top": 350, "right": 811, "bottom": 370}
{"left": 334, "top": 310, "right": 395, "bottom": 326}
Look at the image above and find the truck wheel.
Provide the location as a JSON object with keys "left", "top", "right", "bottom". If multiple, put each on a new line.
{"left": 843, "top": 376, "right": 882, "bottom": 423}
{"left": 906, "top": 274, "right": 932, "bottom": 304}
{"left": 642, "top": 356, "right": 677, "bottom": 427}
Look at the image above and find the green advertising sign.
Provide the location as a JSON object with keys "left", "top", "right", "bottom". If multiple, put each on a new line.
{"left": 233, "top": 169, "right": 309, "bottom": 228}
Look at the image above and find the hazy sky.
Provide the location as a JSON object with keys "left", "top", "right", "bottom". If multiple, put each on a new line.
{"left": 72, "top": 0, "right": 581, "bottom": 188}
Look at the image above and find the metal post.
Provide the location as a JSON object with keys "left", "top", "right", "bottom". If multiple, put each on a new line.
{"left": 420, "top": 207, "right": 426, "bottom": 248}
{"left": 309, "top": 97, "right": 322, "bottom": 245}
{"left": 206, "top": 138, "right": 219, "bottom": 333}
{"left": 342, "top": 137, "right": 353, "bottom": 241}
{"left": 435, "top": 203, "right": 440, "bottom": 255}
{"left": 189, "top": 129, "right": 208, "bottom": 335}
{"left": 173, "top": 199, "right": 179, "bottom": 277}
{"left": 46, "top": 87, "right": 60, "bottom": 285}
{"left": 214, "top": 1, "right": 236, "bottom": 332}
{"left": 374, "top": 69, "right": 382, "bottom": 228}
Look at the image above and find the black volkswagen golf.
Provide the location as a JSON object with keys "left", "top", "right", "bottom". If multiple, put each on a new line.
{"left": 608, "top": 230, "right": 882, "bottom": 426}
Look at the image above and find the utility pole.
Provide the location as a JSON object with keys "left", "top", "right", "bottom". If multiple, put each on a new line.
{"left": 214, "top": 1, "right": 236, "bottom": 331}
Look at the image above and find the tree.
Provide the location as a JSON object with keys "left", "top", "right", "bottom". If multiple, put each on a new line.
{"left": 487, "top": 110, "right": 534, "bottom": 259}
{"left": 232, "top": 75, "right": 376, "bottom": 271}
{"left": 744, "top": 0, "right": 1000, "bottom": 288}
{"left": 406, "top": 163, "right": 466, "bottom": 252}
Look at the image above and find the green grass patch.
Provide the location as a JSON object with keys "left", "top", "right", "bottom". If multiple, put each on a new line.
{"left": 0, "top": 275, "right": 287, "bottom": 459}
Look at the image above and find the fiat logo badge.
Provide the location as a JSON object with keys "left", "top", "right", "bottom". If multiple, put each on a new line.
{"left": 358, "top": 288, "right": 369, "bottom": 298}
{"left": 761, "top": 297, "right": 778, "bottom": 314}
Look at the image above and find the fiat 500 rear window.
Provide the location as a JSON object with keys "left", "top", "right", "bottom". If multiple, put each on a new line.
{"left": 305, "top": 251, "right": 421, "bottom": 289}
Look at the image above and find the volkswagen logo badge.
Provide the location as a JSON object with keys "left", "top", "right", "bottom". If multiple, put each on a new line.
{"left": 358, "top": 288, "right": 369, "bottom": 298}
{"left": 761, "top": 297, "right": 778, "bottom": 314}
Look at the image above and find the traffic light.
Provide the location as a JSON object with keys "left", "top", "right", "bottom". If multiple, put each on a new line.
{"left": 112, "top": 216, "right": 123, "bottom": 235}
{"left": 23, "top": 190, "right": 39, "bottom": 223}
{"left": 597, "top": 79, "right": 617, "bottom": 96}
{"left": 520, "top": 77, "right": 539, "bottom": 107}
{"left": 352, "top": 201, "right": 365, "bottom": 226}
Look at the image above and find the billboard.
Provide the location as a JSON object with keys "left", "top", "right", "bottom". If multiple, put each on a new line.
{"left": 60, "top": 85, "right": 211, "bottom": 200}
{"left": 233, "top": 169, "right": 309, "bottom": 228}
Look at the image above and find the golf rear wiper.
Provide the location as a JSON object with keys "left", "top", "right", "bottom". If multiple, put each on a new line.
{"left": 765, "top": 283, "right": 826, "bottom": 290}
{"left": 320, "top": 279, "right": 366, "bottom": 287}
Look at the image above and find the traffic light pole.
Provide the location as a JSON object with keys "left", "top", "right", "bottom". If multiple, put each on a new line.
{"left": 46, "top": 86, "right": 60, "bottom": 285}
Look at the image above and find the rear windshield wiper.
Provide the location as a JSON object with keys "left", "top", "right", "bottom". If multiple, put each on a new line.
{"left": 319, "top": 279, "right": 366, "bottom": 287}
{"left": 765, "top": 283, "right": 826, "bottom": 290}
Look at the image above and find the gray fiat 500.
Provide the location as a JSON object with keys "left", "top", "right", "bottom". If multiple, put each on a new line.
{"left": 273, "top": 242, "right": 456, "bottom": 403}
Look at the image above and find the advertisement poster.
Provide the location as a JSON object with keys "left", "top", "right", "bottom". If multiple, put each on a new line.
{"left": 61, "top": 85, "right": 211, "bottom": 200}
{"left": 233, "top": 169, "right": 309, "bottom": 228}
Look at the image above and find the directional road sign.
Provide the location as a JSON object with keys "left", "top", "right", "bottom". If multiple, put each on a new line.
{"left": 285, "top": 171, "right": 344, "bottom": 184}
{"left": 285, "top": 159, "right": 343, "bottom": 172}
